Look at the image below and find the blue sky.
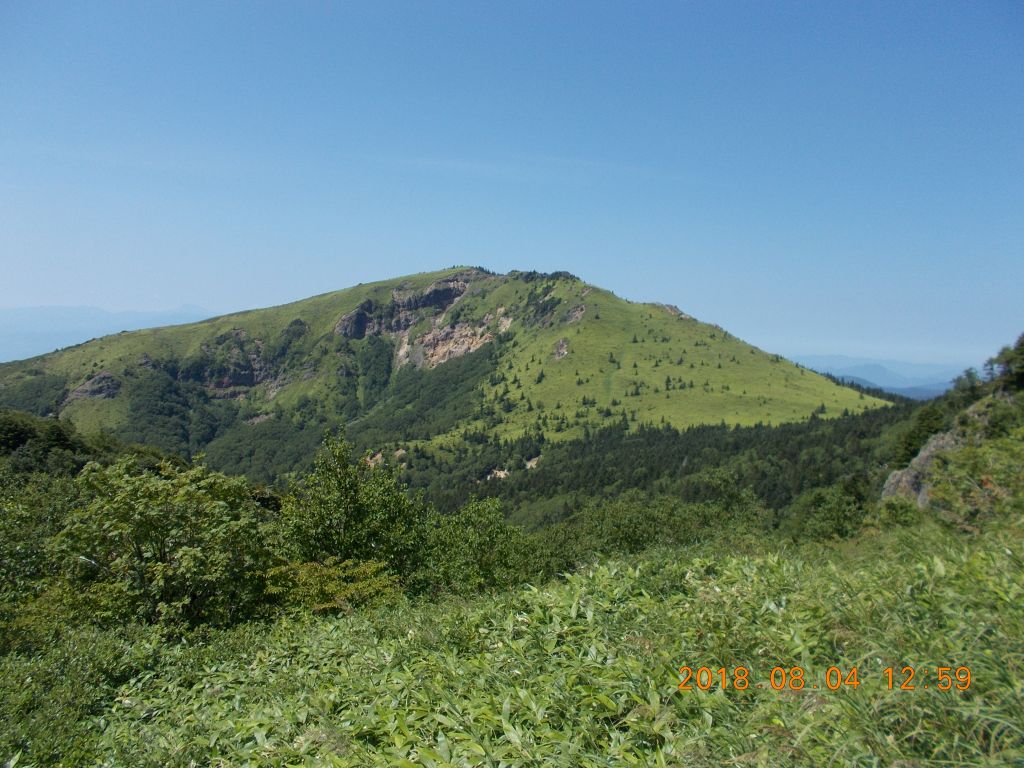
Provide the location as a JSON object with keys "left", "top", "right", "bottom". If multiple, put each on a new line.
{"left": 1, "top": 1, "right": 1021, "bottom": 365}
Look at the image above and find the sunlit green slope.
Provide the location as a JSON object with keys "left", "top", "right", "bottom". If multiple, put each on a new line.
{"left": 0, "top": 268, "right": 886, "bottom": 478}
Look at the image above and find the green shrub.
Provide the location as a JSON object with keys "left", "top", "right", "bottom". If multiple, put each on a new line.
{"left": 58, "top": 457, "right": 271, "bottom": 627}
{"left": 894, "top": 402, "right": 949, "bottom": 466}
{"left": 574, "top": 491, "right": 686, "bottom": 555}
{"left": 877, "top": 495, "right": 921, "bottom": 527}
{"left": 412, "top": 498, "right": 529, "bottom": 595}
{"left": 265, "top": 558, "right": 401, "bottom": 614}
{"left": 0, "top": 471, "right": 84, "bottom": 653}
{"left": 571, "top": 483, "right": 766, "bottom": 557}
{"left": 779, "top": 484, "right": 864, "bottom": 540}
{"left": 280, "top": 433, "right": 430, "bottom": 577}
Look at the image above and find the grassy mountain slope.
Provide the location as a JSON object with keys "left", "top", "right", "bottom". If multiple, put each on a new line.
{"left": 0, "top": 268, "right": 887, "bottom": 481}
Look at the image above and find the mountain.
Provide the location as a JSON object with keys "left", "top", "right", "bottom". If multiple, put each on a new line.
{"left": 839, "top": 376, "right": 951, "bottom": 401}
{"left": 0, "top": 268, "right": 888, "bottom": 481}
{"left": 0, "top": 305, "right": 210, "bottom": 364}
{"left": 792, "top": 354, "right": 967, "bottom": 399}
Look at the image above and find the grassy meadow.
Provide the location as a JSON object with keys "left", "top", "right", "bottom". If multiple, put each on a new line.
{"left": 15, "top": 513, "right": 1018, "bottom": 767}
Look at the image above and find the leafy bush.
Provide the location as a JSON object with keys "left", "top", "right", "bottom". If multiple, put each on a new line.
{"left": 877, "top": 495, "right": 921, "bottom": 527}
{"left": 573, "top": 491, "right": 689, "bottom": 555}
{"left": 58, "top": 457, "right": 271, "bottom": 626}
{"left": 411, "top": 498, "right": 529, "bottom": 595}
{"left": 0, "top": 470, "right": 84, "bottom": 653}
{"left": 779, "top": 484, "right": 864, "bottom": 540}
{"left": 265, "top": 558, "right": 401, "bottom": 614}
{"left": 0, "top": 473, "right": 77, "bottom": 600}
{"left": 280, "top": 433, "right": 429, "bottom": 577}
{"left": 894, "top": 402, "right": 949, "bottom": 467}
{"left": 0, "top": 411, "right": 36, "bottom": 451}
{"left": 570, "top": 478, "right": 767, "bottom": 557}
{"left": 0, "top": 623, "right": 160, "bottom": 766}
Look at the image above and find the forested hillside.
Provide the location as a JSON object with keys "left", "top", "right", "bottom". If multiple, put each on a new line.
{"left": 0, "top": 268, "right": 885, "bottom": 483}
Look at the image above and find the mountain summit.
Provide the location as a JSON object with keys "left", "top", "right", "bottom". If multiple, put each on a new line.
{"left": 0, "top": 268, "right": 887, "bottom": 480}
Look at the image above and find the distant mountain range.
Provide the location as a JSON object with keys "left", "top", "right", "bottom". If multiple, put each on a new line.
{"left": 792, "top": 354, "right": 970, "bottom": 400}
{"left": 0, "top": 305, "right": 210, "bottom": 364}
{"left": 0, "top": 269, "right": 889, "bottom": 481}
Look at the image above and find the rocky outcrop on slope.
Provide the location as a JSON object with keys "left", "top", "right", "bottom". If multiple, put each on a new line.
{"left": 418, "top": 323, "right": 493, "bottom": 367}
{"left": 334, "top": 271, "right": 499, "bottom": 369}
{"left": 63, "top": 371, "right": 120, "bottom": 403}
{"left": 334, "top": 274, "right": 476, "bottom": 340}
{"left": 882, "top": 430, "right": 961, "bottom": 507}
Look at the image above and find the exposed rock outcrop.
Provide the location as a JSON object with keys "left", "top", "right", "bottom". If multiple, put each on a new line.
{"left": 882, "top": 430, "right": 961, "bottom": 507}
{"left": 335, "top": 300, "right": 377, "bottom": 339}
{"left": 659, "top": 303, "right": 694, "bottom": 320}
{"left": 209, "top": 345, "right": 273, "bottom": 389}
{"left": 64, "top": 371, "right": 120, "bottom": 403}
{"left": 419, "top": 323, "right": 493, "bottom": 367}
{"left": 334, "top": 271, "right": 500, "bottom": 369}
{"left": 335, "top": 273, "right": 477, "bottom": 340}
{"left": 392, "top": 276, "right": 469, "bottom": 312}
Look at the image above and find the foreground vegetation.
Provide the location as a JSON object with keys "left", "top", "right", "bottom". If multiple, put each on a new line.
{"left": 4, "top": 507, "right": 1022, "bottom": 766}
{"left": 0, "top": 334, "right": 1021, "bottom": 766}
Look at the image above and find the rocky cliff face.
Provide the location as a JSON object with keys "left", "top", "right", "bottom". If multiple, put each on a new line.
{"left": 882, "top": 430, "right": 961, "bottom": 507}
{"left": 334, "top": 270, "right": 493, "bottom": 369}
{"left": 334, "top": 275, "right": 474, "bottom": 339}
{"left": 334, "top": 301, "right": 377, "bottom": 339}
{"left": 415, "top": 323, "right": 494, "bottom": 367}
